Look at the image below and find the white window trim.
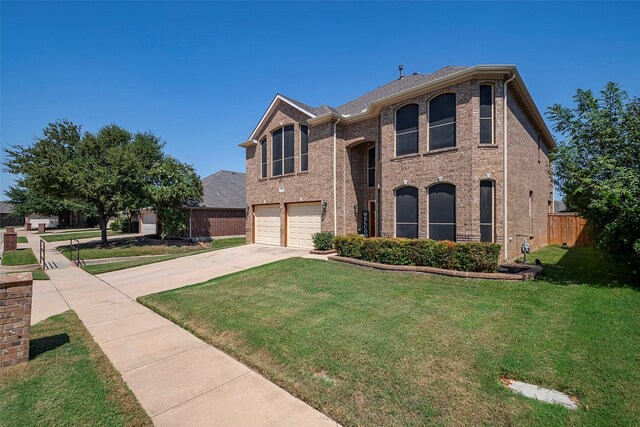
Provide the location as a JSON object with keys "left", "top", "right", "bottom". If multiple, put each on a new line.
{"left": 479, "top": 84, "right": 495, "bottom": 145}
{"left": 427, "top": 92, "right": 457, "bottom": 152}
{"left": 394, "top": 103, "right": 420, "bottom": 157}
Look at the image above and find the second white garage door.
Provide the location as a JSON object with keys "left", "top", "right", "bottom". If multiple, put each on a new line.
{"left": 287, "top": 202, "right": 321, "bottom": 249}
{"left": 254, "top": 205, "right": 281, "bottom": 246}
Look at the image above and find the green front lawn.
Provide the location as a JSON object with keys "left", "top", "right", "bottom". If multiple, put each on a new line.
{"left": 17, "top": 236, "right": 28, "bottom": 244}
{"left": 80, "top": 237, "right": 246, "bottom": 275}
{"left": 0, "top": 311, "right": 151, "bottom": 426}
{"left": 40, "top": 230, "right": 121, "bottom": 243}
{"left": 140, "top": 245, "right": 640, "bottom": 426}
{"left": 1, "top": 248, "right": 38, "bottom": 266}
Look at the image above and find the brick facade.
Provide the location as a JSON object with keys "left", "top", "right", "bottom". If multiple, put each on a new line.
{"left": 244, "top": 69, "right": 553, "bottom": 260}
{"left": 3, "top": 228, "right": 17, "bottom": 252}
{"left": 1, "top": 272, "right": 33, "bottom": 368}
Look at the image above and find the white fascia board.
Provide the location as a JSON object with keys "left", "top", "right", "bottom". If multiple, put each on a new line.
{"left": 246, "top": 94, "right": 316, "bottom": 142}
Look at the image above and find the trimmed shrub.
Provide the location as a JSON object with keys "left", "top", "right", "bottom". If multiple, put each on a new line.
{"left": 334, "top": 235, "right": 501, "bottom": 273}
{"left": 333, "top": 234, "right": 365, "bottom": 258}
{"left": 109, "top": 216, "right": 129, "bottom": 232}
{"left": 312, "top": 231, "right": 334, "bottom": 251}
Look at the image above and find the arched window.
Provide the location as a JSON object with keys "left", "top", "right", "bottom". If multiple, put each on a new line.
{"left": 429, "top": 93, "right": 456, "bottom": 150}
{"left": 272, "top": 125, "right": 295, "bottom": 176}
{"left": 429, "top": 183, "right": 456, "bottom": 241}
{"left": 480, "top": 180, "right": 494, "bottom": 242}
{"left": 395, "top": 186, "right": 418, "bottom": 238}
{"left": 395, "top": 104, "right": 419, "bottom": 156}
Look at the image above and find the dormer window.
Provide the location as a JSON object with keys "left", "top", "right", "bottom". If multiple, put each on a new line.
{"left": 395, "top": 104, "right": 419, "bottom": 156}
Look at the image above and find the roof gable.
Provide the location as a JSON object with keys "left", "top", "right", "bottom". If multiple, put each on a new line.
{"left": 247, "top": 94, "right": 316, "bottom": 142}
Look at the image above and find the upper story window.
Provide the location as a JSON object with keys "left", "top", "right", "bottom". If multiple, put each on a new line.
{"left": 395, "top": 186, "right": 418, "bottom": 238}
{"left": 301, "top": 125, "right": 308, "bottom": 172}
{"left": 260, "top": 137, "right": 267, "bottom": 179}
{"left": 429, "top": 93, "right": 456, "bottom": 151}
{"left": 395, "top": 104, "right": 419, "bottom": 156}
{"left": 272, "top": 125, "right": 295, "bottom": 176}
{"left": 429, "top": 183, "right": 456, "bottom": 241}
{"left": 480, "top": 85, "right": 493, "bottom": 144}
{"left": 367, "top": 146, "right": 375, "bottom": 187}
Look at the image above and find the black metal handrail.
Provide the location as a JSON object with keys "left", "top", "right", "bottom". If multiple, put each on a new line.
{"left": 39, "top": 239, "right": 46, "bottom": 269}
{"left": 68, "top": 238, "right": 85, "bottom": 267}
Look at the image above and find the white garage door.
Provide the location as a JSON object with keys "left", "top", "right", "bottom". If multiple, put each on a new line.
{"left": 287, "top": 202, "right": 321, "bottom": 249}
{"left": 141, "top": 212, "right": 157, "bottom": 235}
{"left": 254, "top": 205, "right": 281, "bottom": 246}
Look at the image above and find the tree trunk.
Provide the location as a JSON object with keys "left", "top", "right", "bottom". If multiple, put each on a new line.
{"left": 99, "top": 215, "right": 108, "bottom": 244}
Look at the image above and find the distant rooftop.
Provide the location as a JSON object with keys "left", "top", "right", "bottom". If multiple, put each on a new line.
{"left": 200, "top": 170, "right": 245, "bottom": 209}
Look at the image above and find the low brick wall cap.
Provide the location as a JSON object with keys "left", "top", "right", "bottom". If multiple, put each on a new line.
{"left": 0, "top": 272, "right": 34, "bottom": 288}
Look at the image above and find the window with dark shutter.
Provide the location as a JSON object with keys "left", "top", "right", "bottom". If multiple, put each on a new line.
{"left": 395, "top": 186, "right": 418, "bottom": 238}
{"left": 429, "top": 93, "right": 456, "bottom": 150}
{"left": 301, "top": 125, "right": 308, "bottom": 172}
{"left": 480, "top": 180, "right": 493, "bottom": 242}
{"left": 429, "top": 183, "right": 456, "bottom": 241}
{"left": 480, "top": 85, "right": 493, "bottom": 144}
{"left": 367, "top": 146, "right": 375, "bottom": 187}
{"left": 260, "top": 137, "right": 267, "bottom": 178}
{"left": 395, "top": 104, "right": 419, "bottom": 156}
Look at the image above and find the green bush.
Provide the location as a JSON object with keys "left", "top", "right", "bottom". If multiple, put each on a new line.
{"left": 334, "top": 235, "right": 501, "bottom": 273}
{"left": 109, "top": 216, "right": 128, "bottom": 232}
{"left": 312, "top": 232, "right": 334, "bottom": 251}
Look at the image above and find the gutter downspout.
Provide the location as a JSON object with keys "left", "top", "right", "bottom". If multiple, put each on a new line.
{"left": 333, "top": 118, "right": 340, "bottom": 235}
{"left": 503, "top": 73, "right": 516, "bottom": 261}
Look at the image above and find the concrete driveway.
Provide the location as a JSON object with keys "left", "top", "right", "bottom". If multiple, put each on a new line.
{"left": 98, "top": 244, "right": 309, "bottom": 298}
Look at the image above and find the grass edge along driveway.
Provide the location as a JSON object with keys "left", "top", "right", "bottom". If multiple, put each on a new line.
{"left": 82, "top": 237, "right": 246, "bottom": 275}
{"left": 140, "top": 245, "right": 640, "bottom": 426}
{"left": 0, "top": 311, "right": 151, "bottom": 426}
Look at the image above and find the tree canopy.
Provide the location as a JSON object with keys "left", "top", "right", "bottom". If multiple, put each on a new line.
{"left": 4, "top": 120, "right": 202, "bottom": 243}
{"left": 547, "top": 82, "right": 640, "bottom": 261}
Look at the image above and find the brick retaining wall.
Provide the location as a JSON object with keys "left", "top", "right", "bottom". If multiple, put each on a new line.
{"left": 1, "top": 272, "right": 33, "bottom": 368}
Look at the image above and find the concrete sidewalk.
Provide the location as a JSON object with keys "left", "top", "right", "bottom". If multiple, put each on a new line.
{"left": 25, "top": 234, "right": 336, "bottom": 426}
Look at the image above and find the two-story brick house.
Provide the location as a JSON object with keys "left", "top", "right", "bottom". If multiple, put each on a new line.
{"left": 240, "top": 65, "right": 555, "bottom": 260}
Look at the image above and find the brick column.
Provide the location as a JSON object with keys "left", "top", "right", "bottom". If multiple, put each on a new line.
{"left": 3, "top": 228, "right": 17, "bottom": 252}
{"left": 25, "top": 223, "right": 32, "bottom": 231}
{"left": 1, "top": 272, "right": 33, "bottom": 368}
{"left": 38, "top": 223, "right": 45, "bottom": 233}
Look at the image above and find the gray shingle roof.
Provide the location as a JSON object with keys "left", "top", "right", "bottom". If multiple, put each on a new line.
{"left": 0, "top": 201, "right": 13, "bottom": 215}
{"left": 280, "top": 66, "right": 471, "bottom": 117}
{"left": 200, "top": 170, "right": 246, "bottom": 209}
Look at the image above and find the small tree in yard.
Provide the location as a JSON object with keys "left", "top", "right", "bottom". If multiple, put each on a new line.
{"left": 547, "top": 82, "right": 640, "bottom": 261}
{"left": 3, "top": 120, "right": 184, "bottom": 243}
{"left": 147, "top": 156, "right": 203, "bottom": 239}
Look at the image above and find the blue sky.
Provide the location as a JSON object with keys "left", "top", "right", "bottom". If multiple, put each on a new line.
{"left": 2, "top": 1, "right": 639, "bottom": 198}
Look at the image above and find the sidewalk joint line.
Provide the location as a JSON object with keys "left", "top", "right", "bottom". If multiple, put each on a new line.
{"left": 122, "top": 343, "right": 208, "bottom": 373}
{"left": 100, "top": 324, "right": 173, "bottom": 344}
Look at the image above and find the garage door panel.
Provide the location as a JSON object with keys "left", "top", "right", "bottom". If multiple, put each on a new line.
{"left": 287, "top": 203, "right": 321, "bottom": 249}
{"left": 141, "top": 212, "right": 157, "bottom": 235}
{"left": 255, "top": 205, "right": 280, "bottom": 246}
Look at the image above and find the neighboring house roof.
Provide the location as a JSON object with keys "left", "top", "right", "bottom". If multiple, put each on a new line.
{"left": 242, "top": 64, "right": 555, "bottom": 150}
{"left": 200, "top": 170, "right": 246, "bottom": 209}
{"left": 554, "top": 200, "right": 567, "bottom": 213}
{"left": 0, "top": 201, "right": 13, "bottom": 215}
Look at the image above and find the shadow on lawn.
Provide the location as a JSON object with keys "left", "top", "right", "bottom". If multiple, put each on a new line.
{"left": 29, "top": 333, "right": 70, "bottom": 359}
{"left": 538, "top": 246, "right": 639, "bottom": 289}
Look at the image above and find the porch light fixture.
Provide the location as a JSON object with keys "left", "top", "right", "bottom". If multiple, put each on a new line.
{"left": 322, "top": 201, "right": 327, "bottom": 213}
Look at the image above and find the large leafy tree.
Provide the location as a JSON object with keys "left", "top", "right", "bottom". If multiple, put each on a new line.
{"left": 547, "top": 82, "right": 640, "bottom": 260}
{"left": 5, "top": 181, "right": 95, "bottom": 222}
{"left": 148, "top": 156, "right": 203, "bottom": 239}
{"left": 4, "top": 120, "right": 165, "bottom": 243}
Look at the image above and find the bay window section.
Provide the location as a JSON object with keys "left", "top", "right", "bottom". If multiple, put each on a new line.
{"left": 272, "top": 125, "right": 295, "bottom": 176}
{"left": 395, "top": 104, "right": 419, "bottom": 156}
{"left": 429, "top": 93, "right": 456, "bottom": 150}
{"left": 429, "top": 183, "right": 456, "bottom": 241}
{"left": 480, "top": 85, "right": 493, "bottom": 144}
{"left": 260, "top": 137, "right": 267, "bottom": 178}
{"left": 272, "top": 128, "right": 283, "bottom": 176}
{"left": 301, "top": 125, "right": 308, "bottom": 172}
{"left": 395, "top": 186, "right": 418, "bottom": 238}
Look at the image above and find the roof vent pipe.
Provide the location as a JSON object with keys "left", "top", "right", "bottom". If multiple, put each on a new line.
{"left": 398, "top": 64, "right": 403, "bottom": 79}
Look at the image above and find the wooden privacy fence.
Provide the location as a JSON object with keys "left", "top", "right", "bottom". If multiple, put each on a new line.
{"left": 547, "top": 213, "right": 591, "bottom": 246}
